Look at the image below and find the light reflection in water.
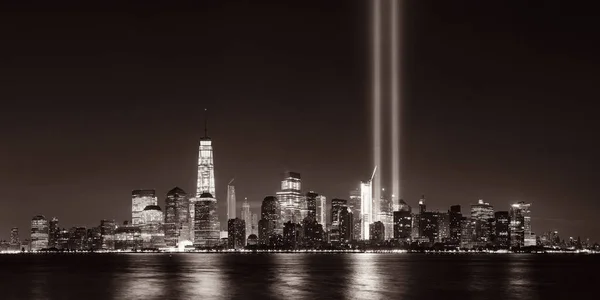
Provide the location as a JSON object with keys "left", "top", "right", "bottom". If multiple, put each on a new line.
{"left": 347, "top": 254, "right": 387, "bottom": 300}
{"left": 507, "top": 255, "right": 538, "bottom": 300}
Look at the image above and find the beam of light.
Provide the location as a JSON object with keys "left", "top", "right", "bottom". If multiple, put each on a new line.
{"left": 372, "top": 0, "right": 382, "bottom": 223}
{"left": 391, "top": 0, "right": 401, "bottom": 210}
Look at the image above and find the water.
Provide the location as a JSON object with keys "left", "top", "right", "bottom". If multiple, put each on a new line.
{"left": 1, "top": 253, "right": 598, "bottom": 300}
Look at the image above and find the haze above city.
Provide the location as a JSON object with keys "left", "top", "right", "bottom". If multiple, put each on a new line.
{"left": 0, "top": 1, "right": 597, "bottom": 241}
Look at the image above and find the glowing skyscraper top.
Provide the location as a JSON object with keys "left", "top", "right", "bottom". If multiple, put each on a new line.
{"left": 196, "top": 109, "right": 215, "bottom": 197}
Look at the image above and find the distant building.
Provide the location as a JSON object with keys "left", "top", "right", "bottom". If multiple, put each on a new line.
{"left": 276, "top": 172, "right": 302, "bottom": 223}
{"left": 283, "top": 221, "right": 303, "bottom": 249}
{"left": 437, "top": 212, "right": 450, "bottom": 243}
{"left": 420, "top": 211, "right": 439, "bottom": 244}
{"left": 379, "top": 197, "right": 394, "bottom": 240}
{"left": 448, "top": 205, "right": 462, "bottom": 245}
{"left": 510, "top": 201, "right": 532, "bottom": 248}
{"left": 114, "top": 225, "right": 142, "bottom": 250}
{"left": 393, "top": 210, "right": 412, "bottom": 241}
{"left": 100, "top": 219, "right": 117, "bottom": 250}
{"left": 10, "top": 227, "right": 20, "bottom": 249}
{"left": 349, "top": 189, "right": 362, "bottom": 241}
{"left": 30, "top": 215, "right": 49, "bottom": 251}
{"left": 339, "top": 207, "right": 353, "bottom": 244}
{"left": 141, "top": 205, "right": 165, "bottom": 248}
{"left": 164, "top": 187, "right": 190, "bottom": 247}
{"left": 247, "top": 234, "right": 258, "bottom": 246}
{"left": 241, "top": 198, "right": 252, "bottom": 240}
{"left": 330, "top": 198, "right": 347, "bottom": 243}
{"left": 460, "top": 217, "right": 473, "bottom": 249}
{"left": 227, "top": 182, "right": 236, "bottom": 220}
{"left": 193, "top": 192, "right": 220, "bottom": 248}
{"left": 369, "top": 221, "right": 385, "bottom": 243}
{"left": 227, "top": 218, "right": 246, "bottom": 250}
{"left": 471, "top": 199, "right": 494, "bottom": 246}
{"left": 251, "top": 213, "right": 258, "bottom": 236}
{"left": 48, "top": 217, "right": 59, "bottom": 248}
{"left": 494, "top": 211, "right": 510, "bottom": 249}
{"left": 132, "top": 189, "right": 157, "bottom": 226}
{"left": 305, "top": 192, "right": 318, "bottom": 222}
{"left": 258, "top": 196, "right": 281, "bottom": 245}
{"left": 316, "top": 194, "right": 327, "bottom": 226}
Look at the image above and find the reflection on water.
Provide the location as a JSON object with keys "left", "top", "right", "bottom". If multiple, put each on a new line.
{"left": 1, "top": 253, "right": 599, "bottom": 300}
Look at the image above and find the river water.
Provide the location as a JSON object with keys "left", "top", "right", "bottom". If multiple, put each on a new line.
{"left": 0, "top": 253, "right": 597, "bottom": 299}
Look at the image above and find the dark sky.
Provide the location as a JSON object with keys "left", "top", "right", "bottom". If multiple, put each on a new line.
{"left": 0, "top": 1, "right": 597, "bottom": 241}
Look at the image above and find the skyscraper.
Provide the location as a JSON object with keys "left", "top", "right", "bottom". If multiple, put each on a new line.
{"left": 349, "top": 189, "right": 362, "bottom": 241}
{"left": 494, "top": 211, "right": 510, "bottom": 249}
{"left": 471, "top": 199, "right": 494, "bottom": 245}
{"left": 251, "top": 213, "right": 258, "bottom": 236}
{"left": 30, "top": 215, "right": 49, "bottom": 251}
{"left": 227, "top": 179, "right": 236, "bottom": 220}
{"left": 228, "top": 218, "right": 246, "bottom": 249}
{"left": 258, "top": 196, "right": 281, "bottom": 245}
{"left": 510, "top": 201, "right": 532, "bottom": 248}
{"left": 132, "top": 189, "right": 157, "bottom": 226}
{"left": 140, "top": 205, "right": 165, "bottom": 248}
{"left": 193, "top": 192, "right": 220, "bottom": 247}
{"left": 164, "top": 187, "right": 190, "bottom": 247}
{"left": 48, "top": 217, "right": 59, "bottom": 248}
{"left": 448, "top": 205, "right": 462, "bottom": 245}
{"left": 360, "top": 180, "right": 373, "bottom": 241}
{"left": 315, "top": 194, "right": 327, "bottom": 226}
{"left": 241, "top": 197, "right": 252, "bottom": 239}
{"left": 305, "top": 192, "right": 318, "bottom": 221}
{"left": 276, "top": 172, "right": 302, "bottom": 223}
{"left": 100, "top": 219, "right": 116, "bottom": 250}
{"left": 196, "top": 110, "right": 216, "bottom": 197}
{"left": 10, "top": 227, "right": 20, "bottom": 247}
{"left": 331, "top": 198, "right": 347, "bottom": 243}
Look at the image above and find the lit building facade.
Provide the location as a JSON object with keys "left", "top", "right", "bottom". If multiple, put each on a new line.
{"left": 360, "top": 180, "right": 373, "bottom": 240}
{"left": 315, "top": 195, "right": 327, "bottom": 226}
{"left": 227, "top": 218, "right": 246, "bottom": 249}
{"left": 30, "top": 215, "right": 49, "bottom": 251}
{"left": 164, "top": 187, "right": 190, "bottom": 247}
{"left": 275, "top": 172, "right": 302, "bottom": 223}
{"left": 305, "top": 192, "right": 318, "bottom": 222}
{"left": 510, "top": 201, "right": 532, "bottom": 248}
{"left": 141, "top": 205, "right": 165, "bottom": 248}
{"left": 196, "top": 128, "right": 216, "bottom": 197}
{"left": 379, "top": 197, "right": 393, "bottom": 240}
{"left": 10, "top": 227, "right": 20, "bottom": 247}
{"left": 471, "top": 199, "right": 494, "bottom": 245}
{"left": 437, "top": 212, "right": 450, "bottom": 243}
{"left": 393, "top": 210, "right": 412, "bottom": 241}
{"left": 100, "top": 219, "right": 116, "bottom": 250}
{"left": 241, "top": 198, "right": 252, "bottom": 239}
{"left": 349, "top": 189, "right": 361, "bottom": 241}
{"left": 132, "top": 189, "right": 157, "bottom": 226}
{"left": 330, "top": 198, "right": 347, "bottom": 243}
{"left": 115, "top": 225, "right": 142, "bottom": 250}
{"left": 193, "top": 193, "right": 220, "bottom": 247}
{"left": 251, "top": 213, "right": 258, "bottom": 236}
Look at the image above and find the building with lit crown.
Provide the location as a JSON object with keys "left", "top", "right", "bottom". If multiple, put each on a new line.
{"left": 276, "top": 172, "right": 302, "bottom": 223}
{"left": 132, "top": 189, "right": 157, "bottom": 225}
{"left": 140, "top": 205, "right": 165, "bottom": 248}
{"left": 510, "top": 201, "right": 532, "bottom": 248}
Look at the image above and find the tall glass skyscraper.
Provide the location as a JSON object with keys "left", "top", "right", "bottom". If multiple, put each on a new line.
{"left": 164, "top": 187, "right": 190, "bottom": 247}
{"left": 196, "top": 114, "right": 215, "bottom": 197}
{"left": 360, "top": 180, "right": 373, "bottom": 240}
{"left": 510, "top": 201, "right": 532, "bottom": 248}
{"left": 131, "top": 190, "right": 157, "bottom": 225}
{"left": 193, "top": 192, "right": 220, "bottom": 247}
{"left": 241, "top": 198, "right": 252, "bottom": 239}
{"left": 315, "top": 194, "right": 327, "bottom": 226}
{"left": 276, "top": 172, "right": 302, "bottom": 223}
{"left": 227, "top": 181, "right": 236, "bottom": 220}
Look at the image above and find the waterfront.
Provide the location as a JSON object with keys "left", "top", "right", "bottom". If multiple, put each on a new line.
{"left": 1, "top": 254, "right": 598, "bottom": 300}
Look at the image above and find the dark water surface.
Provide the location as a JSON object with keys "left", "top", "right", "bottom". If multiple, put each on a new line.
{"left": 0, "top": 253, "right": 598, "bottom": 299}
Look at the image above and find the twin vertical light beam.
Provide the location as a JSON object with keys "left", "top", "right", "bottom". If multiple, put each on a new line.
{"left": 390, "top": 0, "right": 401, "bottom": 210}
{"left": 371, "top": 0, "right": 401, "bottom": 216}
{"left": 372, "top": 0, "right": 382, "bottom": 222}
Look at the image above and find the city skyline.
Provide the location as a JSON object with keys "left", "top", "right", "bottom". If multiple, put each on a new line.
{"left": 0, "top": 0, "right": 598, "bottom": 242}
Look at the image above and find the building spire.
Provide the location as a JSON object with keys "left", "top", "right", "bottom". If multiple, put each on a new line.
{"left": 204, "top": 108, "right": 208, "bottom": 138}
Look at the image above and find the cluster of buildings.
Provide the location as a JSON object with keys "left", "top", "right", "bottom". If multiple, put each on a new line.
{"left": 2, "top": 121, "right": 597, "bottom": 253}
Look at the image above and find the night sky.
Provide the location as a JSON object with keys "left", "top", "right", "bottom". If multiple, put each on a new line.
{"left": 0, "top": 1, "right": 597, "bottom": 241}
